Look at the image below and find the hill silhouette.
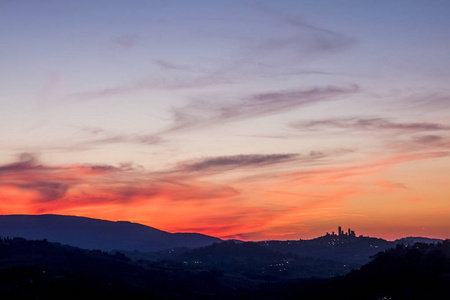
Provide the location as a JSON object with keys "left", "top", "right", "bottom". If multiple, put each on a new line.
{"left": 0, "top": 237, "right": 234, "bottom": 299}
{"left": 165, "top": 240, "right": 356, "bottom": 279}
{"left": 258, "top": 233, "right": 393, "bottom": 265}
{"left": 252, "top": 239, "right": 450, "bottom": 299}
{"left": 0, "top": 236, "right": 448, "bottom": 299}
{"left": 0, "top": 214, "right": 221, "bottom": 252}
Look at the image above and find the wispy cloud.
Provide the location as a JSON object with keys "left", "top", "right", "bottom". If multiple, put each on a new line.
{"left": 110, "top": 35, "right": 140, "bottom": 50}
{"left": 1, "top": 147, "right": 448, "bottom": 239}
{"left": 285, "top": 15, "right": 356, "bottom": 53}
{"left": 154, "top": 60, "right": 194, "bottom": 72}
{"left": 291, "top": 116, "right": 450, "bottom": 159}
{"left": 0, "top": 153, "right": 240, "bottom": 207}
{"left": 179, "top": 153, "right": 299, "bottom": 173}
{"left": 165, "top": 85, "right": 359, "bottom": 133}
{"left": 0, "top": 150, "right": 324, "bottom": 209}
{"left": 68, "top": 127, "right": 162, "bottom": 150}
{"left": 401, "top": 91, "right": 450, "bottom": 111}
{"left": 292, "top": 117, "right": 450, "bottom": 133}
{"left": 250, "top": 20, "right": 355, "bottom": 58}
{"left": 64, "top": 8, "right": 357, "bottom": 103}
{"left": 392, "top": 134, "right": 450, "bottom": 153}
{"left": 413, "top": 135, "right": 445, "bottom": 144}
{"left": 0, "top": 153, "right": 126, "bottom": 203}
{"left": 65, "top": 74, "right": 233, "bottom": 101}
{"left": 0, "top": 153, "right": 32, "bottom": 173}
{"left": 285, "top": 151, "right": 449, "bottom": 184}
{"left": 17, "top": 182, "right": 71, "bottom": 202}
{"left": 66, "top": 84, "right": 141, "bottom": 101}
{"left": 81, "top": 134, "right": 161, "bottom": 146}
{"left": 245, "top": 4, "right": 356, "bottom": 60}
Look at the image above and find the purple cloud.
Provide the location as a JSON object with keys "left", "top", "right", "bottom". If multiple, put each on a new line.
{"left": 154, "top": 60, "right": 193, "bottom": 72}
{"left": 111, "top": 35, "right": 140, "bottom": 50}
{"left": 165, "top": 85, "right": 359, "bottom": 133}
{"left": 73, "top": 127, "right": 162, "bottom": 148}
{"left": 180, "top": 153, "right": 299, "bottom": 172}
{"left": 83, "top": 134, "right": 161, "bottom": 146}
{"left": 65, "top": 74, "right": 232, "bottom": 101}
{"left": 0, "top": 153, "right": 241, "bottom": 206}
{"left": 18, "top": 181, "right": 71, "bottom": 202}
{"left": 292, "top": 117, "right": 450, "bottom": 132}
{"left": 246, "top": 4, "right": 356, "bottom": 59}
{"left": 0, "top": 153, "right": 41, "bottom": 173}
{"left": 285, "top": 15, "right": 356, "bottom": 53}
{"left": 401, "top": 92, "right": 450, "bottom": 111}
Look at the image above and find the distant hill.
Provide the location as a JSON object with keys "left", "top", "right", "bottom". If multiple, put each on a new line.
{"left": 172, "top": 240, "right": 356, "bottom": 279}
{"left": 151, "top": 233, "right": 447, "bottom": 280}
{"left": 2, "top": 237, "right": 448, "bottom": 299}
{"left": 258, "top": 232, "right": 444, "bottom": 266}
{"left": 0, "top": 237, "right": 234, "bottom": 299}
{"left": 258, "top": 234, "right": 393, "bottom": 265}
{"left": 395, "top": 236, "right": 442, "bottom": 245}
{"left": 254, "top": 240, "right": 450, "bottom": 299}
{"left": 0, "top": 214, "right": 221, "bottom": 252}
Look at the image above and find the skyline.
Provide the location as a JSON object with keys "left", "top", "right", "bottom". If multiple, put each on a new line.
{"left": 1, "top": 0, "right": 450, "bottom": 241}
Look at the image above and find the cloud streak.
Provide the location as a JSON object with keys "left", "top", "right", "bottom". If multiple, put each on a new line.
{"left": 0, "top": 153, "right": 242, "bottom": 208}
{"left": 392, "top": 134, "right": 450, "bottom": 153}
{"left": 65, "top": 74, "right": 233, "bottom": 101}
{"left": 165, "top": 85, "right": 359, "bottom": 133}
{"left": 0, "top": 153, "right": 39, "bottom": 173}
{"left": 59, "top": 127, "right": 163, "bottom": 152}
{"left": 285, "top": 16, "right": 356, "bottom": 53}
{"left": 292, "top": 117, "right": 450, "bottom": 133}
{"left": 17, "top": 182, "right": 71, "bottom": 202}
{"left": 154, "top": 60, "right": 195, "bottom": 72}
{"left": 1, "top": 146, "right": 449, "bottom": 239}
{"left": 80, "top": 134, "right": 161, "bottom": 147}
{"left": 0, "top": 149, "right": 329, "bottom": 212}
{"left": 246, "top": 4, "right": 356, "bottom": 61}
{"left": 179, "top": 153, "right": 299, "bottom": 172}
{"left": 64, "top": 9, "right": 357, "bottom": 103}
{"left": 110, "top": 35, "right": 140, "bottom": 50}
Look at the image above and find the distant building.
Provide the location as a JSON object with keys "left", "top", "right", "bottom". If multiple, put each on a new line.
{"left": 333, "top": 226, "right": 356, "bottom": 237}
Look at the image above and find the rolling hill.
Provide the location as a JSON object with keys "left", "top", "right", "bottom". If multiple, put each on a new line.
{"left": 0, "top": 214, "right": 221, "bottom": 252}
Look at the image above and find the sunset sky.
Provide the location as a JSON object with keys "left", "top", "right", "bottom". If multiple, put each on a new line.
{"left": 1, "top": 0, "right": 450, "bottom": 241}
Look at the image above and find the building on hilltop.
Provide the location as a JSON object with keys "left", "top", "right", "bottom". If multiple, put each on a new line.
{"left": 326, "top": 226, "right": 356, "bottom": 237}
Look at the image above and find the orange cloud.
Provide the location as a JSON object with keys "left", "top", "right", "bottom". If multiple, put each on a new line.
{"left": 1, "top": 150, "right": 449, "bottom": 240}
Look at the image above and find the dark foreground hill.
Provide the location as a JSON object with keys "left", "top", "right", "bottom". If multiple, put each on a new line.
{"left": 0, "top": 237, "right": 234, "bottom": 299}
{"left": 252, "top": 240, "right": 450, "bottom": 299}
{"left": 164, "top": 240, "right": 357, "bottom": 279}
{"left": 257, "top": 230, "right": 443, "bottom": 266}
{"left": 126, "top": 235, "right": 444, "bottom": 281}
{"left": 0, "top": 237, "right": 448, "bottom": 299}
{"left": 0, "top": 214, "right": 221, "bottom": 252}
{"left": 258, "top": 234, "right": 393, "bottom": 265}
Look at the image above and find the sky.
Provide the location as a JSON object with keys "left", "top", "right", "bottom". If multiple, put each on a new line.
{"left": 1, "top": 0, "right": 450, "bottom": 241}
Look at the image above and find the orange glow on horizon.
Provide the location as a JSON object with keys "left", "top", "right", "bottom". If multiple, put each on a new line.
{"left": 0, "top": 149, "right": 449, "bottom": 241}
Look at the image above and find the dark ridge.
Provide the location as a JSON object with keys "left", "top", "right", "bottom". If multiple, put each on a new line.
{"left": 0, "top": 214, "right": 221, "bottom": 252}
{"left": 395, "top": 236, "right": 443, "bottom": 245}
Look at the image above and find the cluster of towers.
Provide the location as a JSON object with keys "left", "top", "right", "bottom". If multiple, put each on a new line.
{"left": 327, "top": 226, "right": 356, "bottom": 237}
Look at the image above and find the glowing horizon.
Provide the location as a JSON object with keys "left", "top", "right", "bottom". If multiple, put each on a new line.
{"left": 1, "top": 0, "right": 449, "bottom": 241}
